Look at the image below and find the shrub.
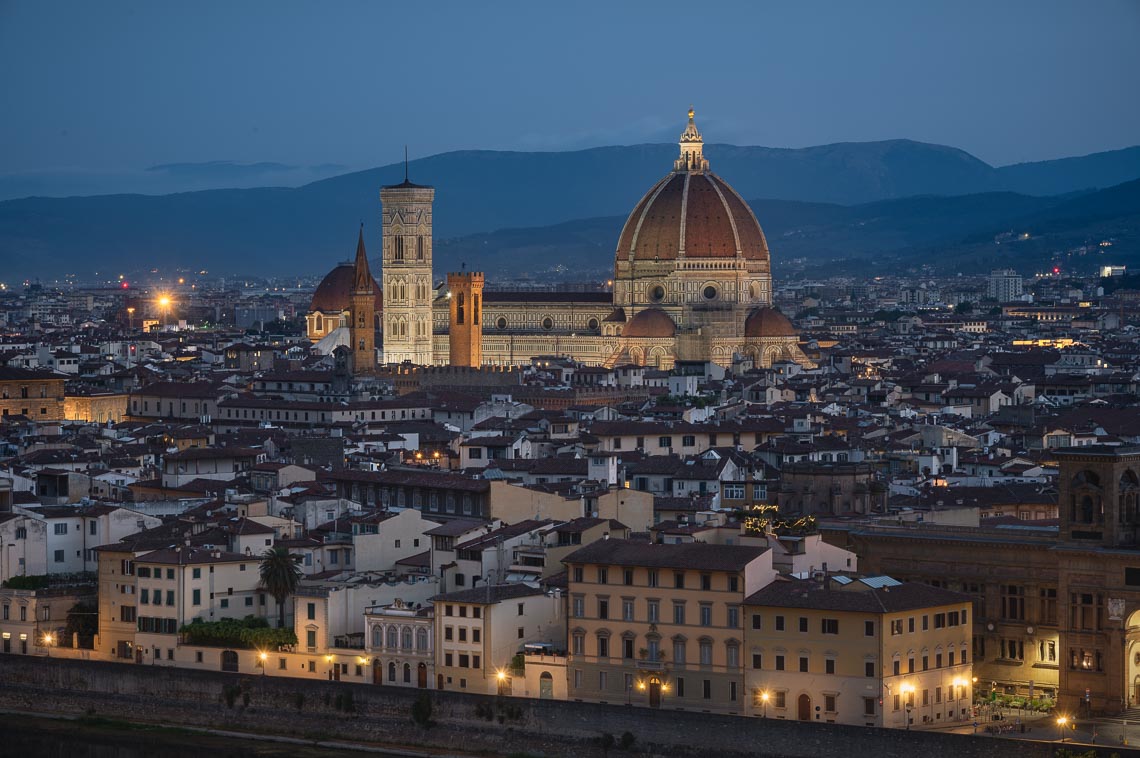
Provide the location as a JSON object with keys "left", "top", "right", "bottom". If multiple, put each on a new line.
{"left": 412, "top": 693, "right": 434, "bottom": 728}
{"left": 619, "top": 731, "right": 636, "bottom": 750}
{"left": 179, "top": 615, "right": 297, "bottom": 650}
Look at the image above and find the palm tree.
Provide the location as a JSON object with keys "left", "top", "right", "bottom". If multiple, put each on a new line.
{"left": 259, "top": 546, "right": 302, "bottom": 629}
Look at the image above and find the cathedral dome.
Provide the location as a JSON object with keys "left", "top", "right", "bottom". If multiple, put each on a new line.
{"left": 744, "top": 306, "right": 796, "bottom": 338}
{"left": 623, "top": 308, "right": 676, "bottom": 338}
{"left": 615, "top": 110, "right": 770, "bottom": 265}
{"left": 310, "top": 262, "right": 383, "bottom": 313}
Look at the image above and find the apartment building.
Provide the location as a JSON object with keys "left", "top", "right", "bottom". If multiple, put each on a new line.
{"left": 564, "top": 539, "right": 776, "bottom": 713}
{"left": 432, "top": 583, "right": 565, "bottom": 695}
{"left": 131, "top": 546, "right": 271, "bottom": 665}
{"left": 744, "top": 577, "right": 973, "bottom": 728}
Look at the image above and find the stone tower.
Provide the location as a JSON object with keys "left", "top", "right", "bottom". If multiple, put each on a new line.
{"left": 447, "top": 271, "right": 484, "bottom": 368}
{"left": 349, "top": 225, "right": 377, "bottom": 376}
{"left": 380, "top": 165, "right": 435, "bottom": 365}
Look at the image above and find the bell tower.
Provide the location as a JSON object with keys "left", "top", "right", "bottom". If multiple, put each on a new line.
{"left": 447, "top": 271, "right": 484, "bottom": 368}
{"left": 380, "top": 157, "right": 435, "bottom": 365}
{"left": 349, "top": 225, "right": 376, "bottom": 376}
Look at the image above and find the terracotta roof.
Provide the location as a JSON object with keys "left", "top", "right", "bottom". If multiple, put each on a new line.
{"left": 617, "top": 172, "right": 770, "bottom": 263}
{"left": 744, "top": 579, "right": 971, "bottom": 613}
{"left": 310, "top": 262, "right": 383, "bottom": 314}
{"left": 564, "top": 538, "right": 766, "bottom": 571}
{"left": 745, "top": 307, "right": 797, "bottom": 338}
{"left": 623, "top": 308, "right": 676, "bottom": 339}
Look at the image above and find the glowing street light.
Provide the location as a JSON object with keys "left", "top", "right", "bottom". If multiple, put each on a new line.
{"left": 760, "top": 690, "right": 770, "bottom": 719}
{"left": 157, "top": 294, "right": 172, "bottom": 328}
{"left": 258, "top": 651, "right": 268, "bottom": 675}
{"left": 900, "top": 684, "right": 915, "bottom": 730}
{"left": 1057, "top": 715, "right": 1068, "bottom": 743}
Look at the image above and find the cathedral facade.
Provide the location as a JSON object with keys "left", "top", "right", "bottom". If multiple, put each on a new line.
{"left": 307, "top": 111, "right": 809, "bottom": 372}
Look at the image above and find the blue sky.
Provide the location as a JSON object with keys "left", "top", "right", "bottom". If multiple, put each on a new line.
{"left": 2, "top": 0, "right": 1138, "bottom": 179}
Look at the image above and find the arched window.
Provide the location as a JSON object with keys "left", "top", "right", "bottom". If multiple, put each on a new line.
{"left": 394, "top": 236, "right": 405, "bottom": 261}
{"left": 416, "top": 628, "right": 429, "bottom": 651}
{"left": 372, "top": 626, "right": 382, "bottom": 648}
{"left": 403, "top": 663, "right": 412, "bottom": 683}
{"left": 402, "top": 627, "right": 413, "bottom": 649}
{"left": 387, "top": 626, "right": 398, "bottom": 649}
{"left": 417, "top": 236, "right": 424, "bottom": 260}
{"left": 473, "top": 294, "right": 480, "bottom": 325}
{"left": 457, "top": 292, "right": 465, "bottom": 325}
{"left": 388, "top": 661, "right": 397, "bottom": 682}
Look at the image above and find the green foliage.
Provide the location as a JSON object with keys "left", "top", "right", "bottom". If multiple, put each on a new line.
{"left": 259, "top": 546, "right": 302, "bottom": 629}
{"left": 334, "top": 691, "right": 355, "bottom": 713}
{"left": 66, "top": 601, "right": 98, "bottom": 649}
{"left": 411, "top": 693, "right": 434, "bottom": 728}
{"left": 509, "top": 653, "right": 526, "bottom": 676}
{"left": 2, "top": 575, "right": 50, "bottom": 590}
{"left": 619, "top": 731, "right": 636, "bottom": 750}
{"left": 954, "top": 301, "right": 975, "bottom": 314}
{"left": 222, "top": 683, "right": 241, "bottom": 709}
{"left": 179, "top": 615, "right": 297, "bottom": 650}
{"left": 872, "top": 309, "right": 904, "bottom": 323}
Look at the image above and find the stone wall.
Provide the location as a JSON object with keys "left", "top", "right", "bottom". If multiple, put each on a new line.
{"left": 0, "top": 656, "right": 1088, "bottom": 757}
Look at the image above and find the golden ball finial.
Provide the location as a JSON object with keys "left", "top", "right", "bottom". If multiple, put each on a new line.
{"left": 688, "top": 106, "right": 694, "bottom": 121}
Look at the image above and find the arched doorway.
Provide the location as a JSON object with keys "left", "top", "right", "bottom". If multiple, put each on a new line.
{"left": 221, "top": 650, "right": 239, "bottom": 673}
{"left": 648, "top": 676, "right": 662, "bottom": 708}
{"left": 417, "top": 662, "right": 427, "bottom": 689}
{"left": 403, "top": 663, "right": 411, "bottom": 684}
{"left": 1125, "top": 610, "right": 1140, "bottom": 708}
{"left": 373, "top": 658, "right": 383, "bottom": 685}
{"left": 797, "top": 693, "right": 811, "bottom": 721}
{"left": 437, "top": 673, "right": 444, "bottom": 690}
{"left": 539, "top": 671, "right": 553, "bottom": 699}
{"left": 388, "top": 661, "right": 397, "bottom": 682}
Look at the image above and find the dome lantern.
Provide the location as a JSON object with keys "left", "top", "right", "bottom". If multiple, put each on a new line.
{"left": 674, "top": 106, "right": 709, "bottom": 173}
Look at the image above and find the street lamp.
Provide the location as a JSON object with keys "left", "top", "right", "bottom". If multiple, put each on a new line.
{"left": 900, "top": 684, "right": 915, "bottom": 730}
{"left": 953, "top": 677, "right": 965, "bottom": 720}
{"left": 157, "top": 295, "right": 171, "bottom": 328}
{"left": 126, "top": 306, "right": 135, "bottom": 331}
{"left": 761, "top": 691, "right": 770, "bottom": 719}
{"left": 258, "top": 651, "right": 268, "bottom": 676}
{"left": 42, "top": 632, "right": 54, "bottom": 658}
{"left": 1057, "top": 715, "right": 1068, "bottom": 743}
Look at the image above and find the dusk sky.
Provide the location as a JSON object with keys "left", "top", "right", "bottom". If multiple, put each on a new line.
{"left": 2, "top": 0, "right": 1139, "bottom": 181}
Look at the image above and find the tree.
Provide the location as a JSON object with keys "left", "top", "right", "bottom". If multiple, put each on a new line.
{"left": 65, "top": 601, "right": 98, "bottom": 649}
{"left": 955, "top": 301, "right": 975, "bottom": 315}
{"left": 258, "top": 547, "right": 302, "bottom": 629}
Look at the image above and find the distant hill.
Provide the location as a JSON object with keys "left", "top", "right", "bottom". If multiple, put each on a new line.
{"left": 435, "top": 182, "right": 1140, "bottom": 278}
{"left": 1, "top": 139, "right": 1139, "bottom": 279}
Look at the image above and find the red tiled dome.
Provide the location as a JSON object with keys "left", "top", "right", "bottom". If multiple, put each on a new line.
{"left": 623, "top": 308, "right": 677, "bottom": 338}
{"left": 744, "top": 307, "right": 796, "bottom": 338}
{"left": 310, "top": 263, "right": 383, "bottom": 313}
{"left": 616, "top": 172, "right": 770, "bottom": 262}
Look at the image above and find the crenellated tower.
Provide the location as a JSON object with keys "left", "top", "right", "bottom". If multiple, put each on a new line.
{"left": 349, "top": 225, "right": 377, "bottom": 376}
{"left": 380, "top": 162, "right": 435, "bottom": 365}
{"left": 447, "top": 271, "right": 484, "bottom": 368}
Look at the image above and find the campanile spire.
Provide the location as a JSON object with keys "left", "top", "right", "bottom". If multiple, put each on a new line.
{"left": 675, "top": 106, "right": 709, "bottom": 172}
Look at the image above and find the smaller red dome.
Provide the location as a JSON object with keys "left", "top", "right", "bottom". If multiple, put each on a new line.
{"left": 310, "top": 262, "right": 383, "bottom": 313}
{"left": 623, "top": 308, "right": 676, "bottom": 338}
{"left": 745, "top": 307, "right": 796, "bottom": 338}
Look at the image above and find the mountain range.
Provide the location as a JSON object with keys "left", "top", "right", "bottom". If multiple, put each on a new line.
{"left": 1, "top": 140, "right": 1138, "bottom": 279}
